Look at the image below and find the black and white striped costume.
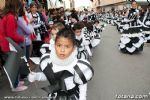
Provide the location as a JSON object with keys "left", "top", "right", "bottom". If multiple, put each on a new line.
{"left": 28, "top": 12, "right": 48, "bottom": 41}
{"left": 119, "top": 8, "right": 145, "bottom": 54}
{"left": 76, "top": 27, "right": 92, "bottom": 59}
{"left": 40, "top": 43, "right": 51, "bottom": 55}
{"left": 115, "top": 16, "right": 125, "bottom": 33}
{"left": 79, "top": 13, "right": 87, "bottom": 21}
{"left": 142, "top": 9, "right": 150, "bottom": 43}
{"left": 28, "top": 48, "right": 94, "bottom": 100}
{"left": 87, "top": 13, "right": 96, "bottom": 22}
{"left": 91, "top": 24, "right": 102, "bottom": 47}
{"left": 111, "top": 13, "right": 119, "bottom": 26}
{"left": 40, "top": 39, "right": 55, "bottom": 55}
{"left": 27, "top": 12, "right": 48, "bottom": 57}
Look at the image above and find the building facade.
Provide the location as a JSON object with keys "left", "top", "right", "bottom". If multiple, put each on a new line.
{"left": 95, "top": 0, "right": 127, "bottom": 12}
{"left": 93, "top": 0, "right": 149, "bottom": 12}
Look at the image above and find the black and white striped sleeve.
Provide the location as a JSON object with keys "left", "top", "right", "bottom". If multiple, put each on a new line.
{"left": 74, "top": 59, "right": 94, "bottom": 85}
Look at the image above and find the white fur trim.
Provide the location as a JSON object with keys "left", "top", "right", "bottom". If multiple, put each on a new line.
{"left": 50, "top": 48, "right": 77, "bottom": 66}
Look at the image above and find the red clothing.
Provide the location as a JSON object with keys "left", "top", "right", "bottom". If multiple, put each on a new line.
{"left": 0, "top": 13, "right": 24, "bottom": 52}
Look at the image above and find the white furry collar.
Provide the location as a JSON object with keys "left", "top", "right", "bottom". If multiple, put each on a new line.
{"left": 50, "top": 48, "right": 77, "bottom": 66}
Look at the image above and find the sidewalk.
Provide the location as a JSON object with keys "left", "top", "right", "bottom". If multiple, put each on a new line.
{"left": 0, "top": 67, "right": 49, "bottom": 100}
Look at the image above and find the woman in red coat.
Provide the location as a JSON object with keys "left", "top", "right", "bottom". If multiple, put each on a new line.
{"left": 0, "top": 0, "right": 24, "bottom": 52}
{"left": 0, "top": 0, "right": 28, "bottom": 92}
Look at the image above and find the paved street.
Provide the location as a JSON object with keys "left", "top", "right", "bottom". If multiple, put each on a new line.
{"left": 87, "top": 24, "right": 150, "bottom": 100}
{"left": 1, "top": 24, "right": 150, "bottom": 100}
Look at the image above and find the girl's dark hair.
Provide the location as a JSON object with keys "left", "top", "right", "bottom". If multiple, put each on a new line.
{"left": 72, "top": 22, "right": 84, "bottom": 31}
{"left": 37, "top": 4, "right": 44, "bottom": 9}
{"left": 52, "top": 22, "right": 65, "bottom": 30}
{"left": 70, "top": 10, "right": 79, "bottom": 21}
{"left": 55, "top": 28, "right": 76, "bottom": 46}
{"left": 18, "top": 4, "right": 25, "bottom": 17}
{"left": 0, "top": 0, "right": 22, "bottom": 18}
{"left": 85, "top": 22, "right": 94, "bottom": 32}
{"left": 30, "top": 2, "right": 37, "bottom": 8}
{"left": 131, "top": 0, "right": 137, "bottom": 4}
{"left": 94, "top": 20, "right": 99, "bottom": 24}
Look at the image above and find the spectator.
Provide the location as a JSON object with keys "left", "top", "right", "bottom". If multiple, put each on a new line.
{"left": 18, "top": 4, "right": 34, "bottom": 60}
{"left": 28, "top": 2, "right": 48, "bottom": 57}
{"left": 0, "top": 0, "right": 27, "bottom": 92}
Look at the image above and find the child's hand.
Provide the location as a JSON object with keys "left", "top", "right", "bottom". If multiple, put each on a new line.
{"left": 28, "top": 72, "right": 37, "bottom": 82}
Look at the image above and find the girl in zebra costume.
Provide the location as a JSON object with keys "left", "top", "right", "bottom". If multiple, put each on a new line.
{"left": 28, "top": 29, "right": 94, "bottom": 100}
{"left": 72, "top": 22, "right": 91, "bottom": 59}
{"left": 28, "top": 2, "right": 48, "bottom": 57}
{"left": 91, "top": 20, "right": 103, "bottom": 48}
{"left": 40, "top": 22, "right": 65, "bottom": 55}
{"left": 28, "top": 2, "right": 48, "bottom": 41}
{"left": 119, "top": 1, "right": 145, "bottom": 54}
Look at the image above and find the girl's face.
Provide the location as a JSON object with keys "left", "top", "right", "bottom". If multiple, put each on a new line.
{"left": 131, "top": 2, "right": 137, "bottom": 9}
{"left": 95, "top": 22, "right": 99, "bottom": 26}
{"left": 55, "top": 37, "right": 75, "bottom": 59}
{"left": 74, "top": 29, "right": 82, "bottom": 36}
{"left": 31, "top": 5, "right": 37, "bottom": 13}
